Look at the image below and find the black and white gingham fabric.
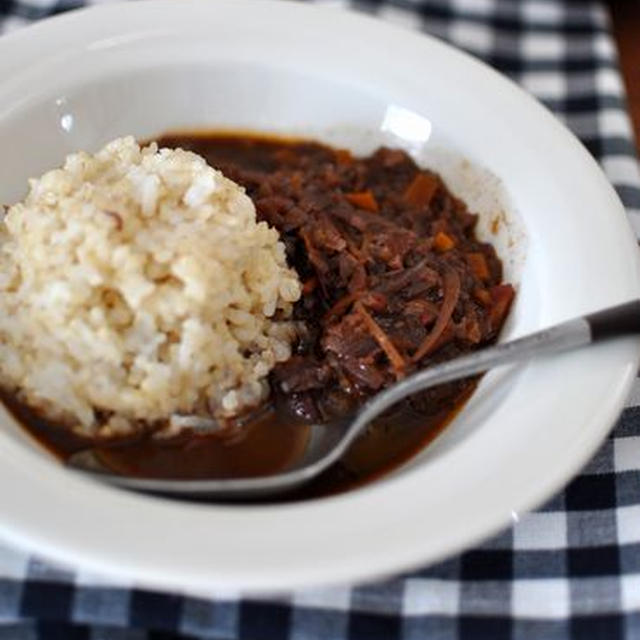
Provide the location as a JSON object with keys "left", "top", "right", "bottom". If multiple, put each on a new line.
{"left": 1, "top": 1, "right": 640, "bottom": 638}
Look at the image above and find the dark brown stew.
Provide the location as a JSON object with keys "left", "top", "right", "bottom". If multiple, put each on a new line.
{"left": 9, "top": 132, "right": 515, "bottom": 501}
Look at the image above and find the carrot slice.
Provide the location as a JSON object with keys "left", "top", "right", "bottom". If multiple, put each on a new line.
{"left": 433, "top": 231, "right": 455, "bottom": 252}
{"left": 355, "top": 301, "right": 406, "bottom": 377}
{"left": 472, "top": 287, "right": 492, "bottom": 307}
{"left": 334, "top": 149, "right": 353, "bottom": 166}
{"left": 345, "top": 190, "right": 379, "bottom": 213}
{"left": 489, "top": 284, "right": 515, "bottom": 330}
{"left": 402, "top": 173, "right": 438, "bottom": 208}
{"left": 466, "top": 253, "right": 490, "bottom": 281}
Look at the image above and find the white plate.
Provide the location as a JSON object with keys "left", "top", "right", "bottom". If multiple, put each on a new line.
{"left": 0, "top": 0, "right": 638, "bottom": 593}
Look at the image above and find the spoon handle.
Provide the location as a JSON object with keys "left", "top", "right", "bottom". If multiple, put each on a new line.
{"left": 342, "top": 299, "right": 640, "bottom": 452}
{"left": 587, "top": 299, "right": 640, "bottom": 340}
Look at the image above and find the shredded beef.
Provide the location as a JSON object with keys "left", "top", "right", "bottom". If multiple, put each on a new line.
{"left": 156, "top": 135, "right": 515, "bottom": 422}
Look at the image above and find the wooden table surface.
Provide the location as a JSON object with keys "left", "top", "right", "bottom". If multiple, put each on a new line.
{"left": 607, "top": 0, "right": 640, "bottom": 154}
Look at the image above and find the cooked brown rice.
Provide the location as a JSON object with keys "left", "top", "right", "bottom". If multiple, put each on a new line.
{"left": 0, "top": 137, "right": 301, "bottom": 436}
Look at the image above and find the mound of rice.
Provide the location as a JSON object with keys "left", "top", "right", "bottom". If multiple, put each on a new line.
{"left": 0, "top": 136, "right": 301, "bottom": 436}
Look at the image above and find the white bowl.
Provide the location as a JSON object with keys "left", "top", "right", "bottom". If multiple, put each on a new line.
{"left": 0, "top": 0, "right": 638, "bottom": 593}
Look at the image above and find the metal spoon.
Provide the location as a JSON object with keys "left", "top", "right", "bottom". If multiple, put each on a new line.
{"left": 70, "top": 299, "right": 640, "bottom": 500}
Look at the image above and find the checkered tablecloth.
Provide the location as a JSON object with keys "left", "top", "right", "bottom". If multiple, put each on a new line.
{"left": 1, "top": 0, "right": 640, "bottom": 638}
